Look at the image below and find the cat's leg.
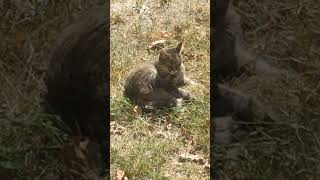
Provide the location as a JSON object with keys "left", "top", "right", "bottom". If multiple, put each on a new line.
{"left": 212, "top": 116, "right": 246, "bottom": 180}
{"left": 138, "top": 88, "right": 182, "bottom": 108}
{"left": 214, "top": 0, "right": 282, "bottom": 79}
{"left": 184, "top": 76, "right": 198, "bottom": 86}
{"left": 168, "top": 87, "right": 193, "bottom": 101}
{"left": 214, "top": 84, "right": 253, "bottom": 122}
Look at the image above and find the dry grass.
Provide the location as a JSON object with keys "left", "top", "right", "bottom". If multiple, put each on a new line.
{"left": 1, "top": 0, "right": 319, "bottom": 179}
{"left": 0, "top": 1, "right": 104, "bottom": 179}
{"left": 214, "top": 0, "right": 320, "bottom": 179}
{"left": 110, "top": 0, "right": 210, "bottom": 179}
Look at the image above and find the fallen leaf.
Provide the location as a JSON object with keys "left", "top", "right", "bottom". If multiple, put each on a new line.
{"left": 148, "top": 39, "right": 166, "bottom": 51}
{"left": 132, "top": 105, "right": 141, "bottom": 116}
{"left": 156, "top": 31, "right": 173, "bottom": 39}
{"left": 62, "top": 137, "right": 102, "bottom": 179}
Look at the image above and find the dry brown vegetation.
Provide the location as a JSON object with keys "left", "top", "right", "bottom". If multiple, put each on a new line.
{"left": 110, "top": 0, "right": 210, "bottom": 179}
{"left": 215, "top": 0, "right": 320, "bottom": 179}
{"left": 0, "top": 1, "right": 105, "bottom": 179}
{"left": 0, "top": 0, "right": 319, "bottom": 179}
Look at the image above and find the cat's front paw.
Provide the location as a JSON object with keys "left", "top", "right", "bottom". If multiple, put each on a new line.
{"left": 176, "top": 98, "right": 184, "bottom": 107}
{"left": 184, "top": 92, "right": 193, "bottom": 101}
{"left": 179, "top": 89, "right": 193, "bottom": 101}
{"left": 184, "top": 77, "right": 198, "bottom": 86}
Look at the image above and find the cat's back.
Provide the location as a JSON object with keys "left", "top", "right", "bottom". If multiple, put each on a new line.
{"left": 124, "top": 61, "right": 157, "bottom": 99}
{"left": 45, "top": 4, "right": 108, "bottom": 142}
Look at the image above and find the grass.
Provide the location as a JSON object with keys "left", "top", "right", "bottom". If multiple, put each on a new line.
{"left": 0, "top": 1, "right": 105, "bottom": 179}
{"left": 214, "top": 0, "right": 320, "bottom": 179}
{"left": 0, "top": 114, "right": 68, "bottom": 179}
{"left": 1, "top": 0, "right": 319, "bottom": 179}
{"left": 110, "top": 0, "right": 210, "bottom": 179}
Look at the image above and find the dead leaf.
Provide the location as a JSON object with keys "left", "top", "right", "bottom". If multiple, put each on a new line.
{"left": 62, "top": 137, "right": 102, "bottom": 179}
{"left": 148, "top": 39, "right": 166, "bottom": 51}
{"left": 132, "top": 105, "right": 141, "bottom": 116}
{"left": 156, "top": 31, "right": 173, "bottom": 39}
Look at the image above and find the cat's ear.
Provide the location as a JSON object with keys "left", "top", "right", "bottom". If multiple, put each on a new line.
{"left": 159, "top": 49, "right": 169, "bottom": 60}
{"left": 176, "top": 41, "right": 184, "bottom": 54}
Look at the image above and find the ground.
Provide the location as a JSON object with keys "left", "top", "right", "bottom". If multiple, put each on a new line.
{"left": 110, "top": 0, "right": 210, "bottom": 179}
{"left": 216, "top": 0, "right": 320, "bottom": 179}
{"left": 0, "top": 0, "right": 319, "bottom": 179}
{"left": 0, "top": 1, "right": 106, "bottom": 179}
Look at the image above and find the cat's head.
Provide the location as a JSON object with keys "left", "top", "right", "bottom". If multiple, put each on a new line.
{"left": 156, "top": 42, "right": 184, "bottom": 79}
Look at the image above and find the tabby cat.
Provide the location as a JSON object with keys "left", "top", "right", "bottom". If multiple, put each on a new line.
{"left": 124, "top": 42, "right": 192, "bottom": 108}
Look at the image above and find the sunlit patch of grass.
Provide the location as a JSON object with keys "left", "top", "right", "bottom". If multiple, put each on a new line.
{"left": 110, "top": 0, "right": 210, "bottom": 179}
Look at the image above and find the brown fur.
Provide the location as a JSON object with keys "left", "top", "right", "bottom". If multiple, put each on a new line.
{"left": 44, "top": 5, "right": 109, "bottom": 176}
{"left": 124, "top": 42, "right": 192, "bottom": 108}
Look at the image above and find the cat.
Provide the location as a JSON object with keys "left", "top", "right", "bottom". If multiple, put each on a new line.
{"left": 45, "top": 4, "right": 109, "bottom": 177}
{"left": 124, "top": 41, "right": 193, "bottom": 108}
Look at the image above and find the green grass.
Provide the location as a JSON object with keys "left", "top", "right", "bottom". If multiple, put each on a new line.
{"left": 1, "top": 0, "right": 318, "bottom": 179}
{"left": 214, "top": 0, "right": 320, "bottom": 179}
{"left": 110, "top": 0, "right": 210, "bottom": 179}
{"left": 0, "top": 1, "right": 105, "bottom": 179}
{"left": 0, "top": 114, "right": 68, "bottom": 179}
